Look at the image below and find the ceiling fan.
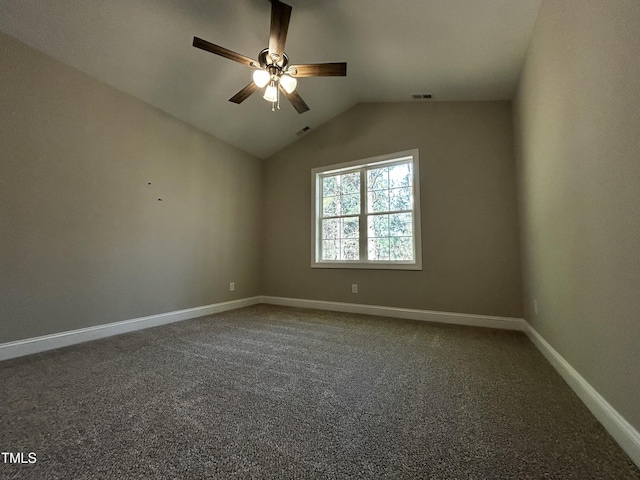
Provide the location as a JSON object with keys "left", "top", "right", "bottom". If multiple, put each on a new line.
{"left": 193, "top": 0, "right": 347, "bottom": 114}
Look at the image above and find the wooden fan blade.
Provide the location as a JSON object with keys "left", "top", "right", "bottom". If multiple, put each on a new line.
{"left": 289, "top": 63, "right": 347, "bottom": 77}
{"left": 193, "top": 37, "right": 259, "bottom": 68}
{"left": 279, "top": 85, "right": 309, "bottom": 114}
{"left": 268, "top": 0, "right": 292, "bottom": 61}
{"left": 229, "top": 82, "right": 261, "bottom": 104}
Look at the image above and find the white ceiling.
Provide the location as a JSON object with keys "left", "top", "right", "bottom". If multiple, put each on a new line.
{"left": 0, "top": 0, "right": 542, "bottom": 158}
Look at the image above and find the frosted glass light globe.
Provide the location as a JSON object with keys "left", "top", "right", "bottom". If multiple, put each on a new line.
{"left": 253, "top": 69, "right": 270, "bottom": 88}
{"left": 280, "top": 74, "right": 297, "bottom": 94}
{"left": 263, "top": 84, "right": 278, "bottom": 102}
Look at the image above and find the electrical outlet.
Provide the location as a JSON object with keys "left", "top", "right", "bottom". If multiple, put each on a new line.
{"left": 533, "top": 300, "right": 538, "bottom": 315}
{"left": 352, "top": 284, "right": 358, "bottom": 294}
{"left": 230, "top": 282, "right": 235, "bottom": 292}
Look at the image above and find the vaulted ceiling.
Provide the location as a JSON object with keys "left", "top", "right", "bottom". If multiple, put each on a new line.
{"left": 0, "top": 0, "right": 542, "bottom": 158}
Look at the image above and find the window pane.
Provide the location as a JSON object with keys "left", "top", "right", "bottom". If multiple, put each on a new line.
{"left": 389, "top": 186, "right": 412, "bottom": 211}
{"left": 323, "top": 196, "right": 340, "bottom": 217}
{"left": 322, "top": 240, "right": 339, "bottom": 260}
{"left": 367, "top": 214, "right": 389, "bottom": 238}
{"left": 367, "top": 167, "right": 389, "bottom": 191}
{"left": 341, "top": 217, "right": 359, "bottom": 239}
{"left": 390, "top": 237, "right": 414, "bottom": 261}
{"left": 389, "top": 213, "right": 413, "bottom": 237}
{"left": 323, "top": 175, "right": 339, "bottom": 197}
{"left": 368, "top": 237, "right": 390, "bottom": 261}
{"left": 340, "top": 172, "right": 360, "bottom": 195}
{"left": 314, "top": 151, "right": 420, "bottom": 269}
{"left": 367, "top": 190, "right": 389, "bottom": 213}
{"left": 389, "top": 163, "right": 412, "bottom": 188}
{"left": 341, "top": 239, "right": 359, "bottom": 260}
{"left": 341, "top": 194, "right": 360, "bottom": 215}
{"left": 322, "top": 218, "right": 339, "bottom": 240}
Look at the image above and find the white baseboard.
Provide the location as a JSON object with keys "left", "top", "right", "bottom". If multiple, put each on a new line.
{"left": 259, "top": 295, "right": 526, "bottom": 331}
{"left": 524, "top": 322, "right": 640, "bottom": 468}
{"left": 0, "top": 296, "right": 261, "bottom": 362}
{"left": 0, "top": 296, "right": 524, "bottom": 362}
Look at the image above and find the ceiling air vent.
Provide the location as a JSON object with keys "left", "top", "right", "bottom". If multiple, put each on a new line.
{"left": 411, "top": 94, "right": 433, "bottom": 99}
{"left": 295, "top": 126, "right": 311, "bottom": 136}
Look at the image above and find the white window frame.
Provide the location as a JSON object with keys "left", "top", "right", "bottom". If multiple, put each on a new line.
{"left": 311, "top": 149, "right": 422, "bottom": 270}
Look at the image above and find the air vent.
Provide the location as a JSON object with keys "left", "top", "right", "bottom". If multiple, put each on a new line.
{"left": 411, "top": 94, "right": 433, "bottom": 99}
{"left": 295, "top": 126, "right": 311, "bottom": 136}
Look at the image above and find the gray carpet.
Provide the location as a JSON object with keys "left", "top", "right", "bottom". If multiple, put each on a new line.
{"left": 1, "top": 304, "right": 639, "bottom": 479}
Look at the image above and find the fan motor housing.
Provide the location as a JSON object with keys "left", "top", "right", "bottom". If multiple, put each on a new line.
{"left": 258, "top": 48, "right": 290, "bottom": 71}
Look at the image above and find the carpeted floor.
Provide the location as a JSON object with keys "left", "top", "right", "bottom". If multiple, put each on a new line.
{"left": 1, "top": 304, "right": 639, "bottom": 479}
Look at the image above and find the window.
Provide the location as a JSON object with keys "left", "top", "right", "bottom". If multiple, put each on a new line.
{"left": 311, "top": 149, "right": 422, "bottom": 270}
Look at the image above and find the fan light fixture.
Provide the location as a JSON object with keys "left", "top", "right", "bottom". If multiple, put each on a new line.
{"left": 253, "top": 69, "right": 297, "bottom": 109}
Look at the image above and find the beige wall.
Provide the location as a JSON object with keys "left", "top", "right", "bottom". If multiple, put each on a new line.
{"left": 0, "top": 33, "right": 262, "bottom": 343}
{"left": 514, "top": 0, "right": 640, "bottom": 431}
{"left": 262, "top": 102, "right": 523, "bottom": 317}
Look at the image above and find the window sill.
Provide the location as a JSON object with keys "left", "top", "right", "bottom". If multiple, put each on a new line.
{"left": 311, "top": 261, "right": 422, "bottom": 271}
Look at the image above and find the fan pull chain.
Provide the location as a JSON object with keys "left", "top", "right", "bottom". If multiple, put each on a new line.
{"left": 271, "top": 83, "right": 280, "bottom": 111}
